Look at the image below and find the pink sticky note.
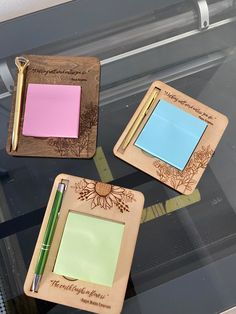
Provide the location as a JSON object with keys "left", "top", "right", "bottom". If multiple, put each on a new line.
{"left": 22, "top": 83, "right": 81, "bottom": 138}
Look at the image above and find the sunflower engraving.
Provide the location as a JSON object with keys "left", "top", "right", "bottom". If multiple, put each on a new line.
{"left": 71, "top": 179, "right": 136, "bottom": 212}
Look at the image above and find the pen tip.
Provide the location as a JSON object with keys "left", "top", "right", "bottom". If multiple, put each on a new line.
{"left": 31, "top": 274, "right": 41, "bottom": 292}
{"left": 11, "top": 142, "right": 17, "bottom": 152}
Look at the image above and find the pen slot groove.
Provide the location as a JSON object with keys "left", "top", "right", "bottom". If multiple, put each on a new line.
{"left": 118, "top": 87, "right": 161, "bottom": 153}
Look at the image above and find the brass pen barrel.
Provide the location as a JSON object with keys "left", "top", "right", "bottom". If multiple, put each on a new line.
{"left": 121, "top": 88, "right": 160, "bottom": 150}
{"left": 12, "top": 72, "right": 24, "bottom": 151}
{"left": 11, "top": 56, "right": 29, "bottom": 151}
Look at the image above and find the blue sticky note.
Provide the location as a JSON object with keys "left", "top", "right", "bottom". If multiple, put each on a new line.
{"left": 135, "top": 99, "right": 207, "bottom": 170}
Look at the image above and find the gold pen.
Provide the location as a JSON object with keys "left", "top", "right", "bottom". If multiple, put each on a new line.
{"left": 121, "top": 88, "right": 160, "bottom": 150}
{"left": 11, "top": 56, "right": 30, "bottom": 151}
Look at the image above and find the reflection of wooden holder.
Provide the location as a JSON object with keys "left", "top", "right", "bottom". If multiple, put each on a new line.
{"left": 6, "top": 55, "right": 100, "bottom": 158}
{"left": 24, "top": 174, "right": 144, "bottom": 314}
{"left": 114, "top": 81, "right": 229, "bottom": 195}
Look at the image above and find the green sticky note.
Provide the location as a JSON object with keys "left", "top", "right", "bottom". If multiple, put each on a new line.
{"left": 54, "top": 211, "right": 124, "bottom": 287}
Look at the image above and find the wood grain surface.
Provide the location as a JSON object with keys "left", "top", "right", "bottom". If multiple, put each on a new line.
{"left": 24, "top": 174, "right": 144, "bottom": 314}
{"left": 6, "top": 54, "right": 100, "bottom": 158}
{"left": 114, "top": 81, "right": 228, "bottom": 195}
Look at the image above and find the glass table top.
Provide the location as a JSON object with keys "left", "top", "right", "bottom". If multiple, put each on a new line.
{"left": 0, "top": 0, "right": 236, "bottom": 313}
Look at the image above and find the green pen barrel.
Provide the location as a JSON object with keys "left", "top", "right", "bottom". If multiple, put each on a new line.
{"left": 35, "top": 183, "right": 65, "bottom": 276}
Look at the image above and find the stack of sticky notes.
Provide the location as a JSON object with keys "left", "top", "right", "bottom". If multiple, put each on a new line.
{"left": 54, "top": 211, "right": 124, "bottom": 287}
{"left": 23, "top": 83, "right": 81, "bottom": 138}
{"left": 135, "top": 99, "right": 207, "bottom": 170}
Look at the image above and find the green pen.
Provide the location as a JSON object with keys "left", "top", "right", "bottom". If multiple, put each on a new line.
{"left": 31, "top": 181, "right": 66, "bottom": 292}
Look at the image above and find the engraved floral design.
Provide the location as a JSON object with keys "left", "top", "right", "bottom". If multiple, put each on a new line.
{"left": 71, "top": 179, "right": 136, "bottom": 212}
{"left": 47, "top": 102, "right": 97, "bottom": 157}
{"left": 153, "top": 145, "right": 213, "bottom": 192}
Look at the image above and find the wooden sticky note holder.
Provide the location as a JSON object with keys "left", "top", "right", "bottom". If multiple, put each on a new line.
{"left": 114, "top": 81, "right": 228, "bottom": 195}
{"left": 24, "top": 174, "right": 144, "bottom": 314}
{"left": 6, "top": 55, "right": 100, "bottom": 158}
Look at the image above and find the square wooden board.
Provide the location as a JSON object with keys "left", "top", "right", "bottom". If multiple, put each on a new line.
{"left": 24, "top": 174, "right": 144, "bottom": 314}
{"left": 6, "top": 55, "right": 100, "bottom": 158}
{"left": 114, "top": 81, "right": 228, "bottom": 195}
